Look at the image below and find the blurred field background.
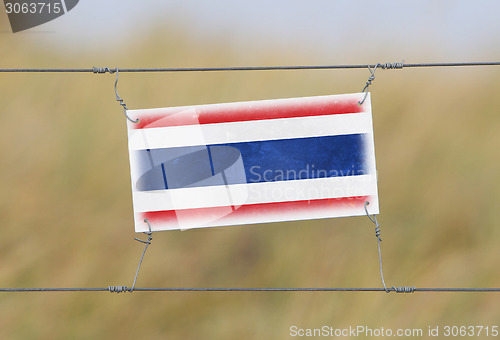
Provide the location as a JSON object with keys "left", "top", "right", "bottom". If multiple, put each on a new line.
{"left": 1, "top": 2, "right": 500, "bottom": 339}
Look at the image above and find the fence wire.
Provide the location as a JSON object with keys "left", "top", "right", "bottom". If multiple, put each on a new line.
{"left": 1, "top": 287, "right": 499, "bottom": 293}
{"left": 0, "top": 61, "right": 499, "bottom": 73}
{"left": 1, "top": 60, "right": 499, "bottom": 294}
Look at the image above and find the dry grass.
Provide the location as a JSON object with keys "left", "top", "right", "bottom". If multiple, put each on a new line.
{"left": 0, "top": 18, "right": 499, "bottom": 339}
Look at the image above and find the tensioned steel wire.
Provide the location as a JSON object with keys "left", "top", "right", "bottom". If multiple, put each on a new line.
{"left": 0, "top": 288, "right": 499, "bottom": 293}
{"left": 0, "top": 61, "right": 499, "bottom": 73}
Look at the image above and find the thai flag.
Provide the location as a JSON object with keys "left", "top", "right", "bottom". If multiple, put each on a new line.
{"left": 127, "top": 93, "right": 378, "bottom": 232}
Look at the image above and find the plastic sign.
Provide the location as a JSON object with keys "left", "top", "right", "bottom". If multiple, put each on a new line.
{"left": 127, "top": 93, "right": 379, "bottom": 232}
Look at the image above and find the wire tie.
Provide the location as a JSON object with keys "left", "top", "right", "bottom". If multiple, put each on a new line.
{"left": 358, "top": 64, "right": 378, "bottom": 105}
{"left": 380, "top": 60, "right": 405, "bottom": 70}
{"left": 92, "top": 67, "right": 114, "bottom": 74}
{"left": 93, "top": 66, "right": 138, "bottom": 123}
{"left": 364, "top": 202, "right": 415, "bottom": 294}
{"left": 358, "top": 61, "right": 404, "bottom": 105}
{"left": 391, "top": 286, "right": 416, "bottom": 293}
{"left": 108, "top": 286, "right": 129, "bottom": 293}
{"left": 108, "top": 220, "right": 153, "bottom": 294}
{"left": 113, "top": 68, "right": 139, "bottom": 123}
{"left": 129, "top": 219, "right": 154, "bottom": 293}
{"left": 364, "top": 201, "right": 389, "bottom": 292}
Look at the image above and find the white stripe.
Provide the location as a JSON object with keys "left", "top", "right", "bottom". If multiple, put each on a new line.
{"left": 132, "top": 174, "right": 377, "bottom": 212}
{"left": 128, "top": 112, "right": 372, "bottom": 150}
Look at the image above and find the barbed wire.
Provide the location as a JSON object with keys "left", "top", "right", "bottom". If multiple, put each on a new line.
{"left": 0, "top": 61, "right": 499, "bottom": 73}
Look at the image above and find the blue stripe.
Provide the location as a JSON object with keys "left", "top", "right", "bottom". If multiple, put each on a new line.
{"left": 229, "top": 134, "right": 368, "bottom": 183}
{"left": 134, "top": 134, "right": 368, "bottom": 191}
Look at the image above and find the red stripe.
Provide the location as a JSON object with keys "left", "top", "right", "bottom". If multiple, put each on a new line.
{"left": 140, "top": 196, "right": 368, "bottom": 228}
{"left": 132, "top": 96, "right": 365, "bottom": 129}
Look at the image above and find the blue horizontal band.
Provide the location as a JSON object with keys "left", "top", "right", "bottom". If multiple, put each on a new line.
{"left": 134, "top": 134, "right": 368, "bottom": 191}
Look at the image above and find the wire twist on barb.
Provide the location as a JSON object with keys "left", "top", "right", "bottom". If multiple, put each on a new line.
{"left": 391, "top": 286, "right": 415, "bottom": 293}
{"left": 108, "top": 286, "right": 129, "bottom": 293}
{"left": 380, "top": 61, "right": 404, "bottom": 69}
{"left": 92, "top": 67, "right": 115, "bottom": 74}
